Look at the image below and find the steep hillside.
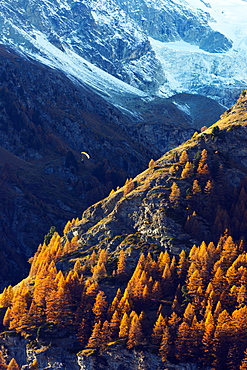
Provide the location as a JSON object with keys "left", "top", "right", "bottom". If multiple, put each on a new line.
{"left": 63, "top": 90, "right": 247, "bottom": 257}
{"left": 1, "top": 91, "right": 247, "bottom": 369}
{"left": 0, "top": 44, "right": 226, "bottom": 288}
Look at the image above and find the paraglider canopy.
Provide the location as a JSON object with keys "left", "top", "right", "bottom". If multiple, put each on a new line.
{"left": 81, "top": 151, "right": 90, "bottom": 161}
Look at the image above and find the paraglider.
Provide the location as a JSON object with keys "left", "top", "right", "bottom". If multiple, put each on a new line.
{"left": 81, "top": 151, "right": 90, "bottom": 161}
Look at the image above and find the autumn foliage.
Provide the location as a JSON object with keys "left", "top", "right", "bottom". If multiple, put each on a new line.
{"left": 1, "top": 224, "right": 247, "bottom": 370}
{"left": 165, "top": 149, "right": 247, "bottom": 245}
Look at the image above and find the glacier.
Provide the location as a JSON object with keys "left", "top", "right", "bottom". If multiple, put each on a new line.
{"left": 151, "top": 38, "right": 247, "bottom": 106}
{"left": 149, "top": 0, "right": 247, "bottom": 106}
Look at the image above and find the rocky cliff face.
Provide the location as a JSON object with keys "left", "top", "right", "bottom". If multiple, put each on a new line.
{"left": 0, "top": 0, "right": 163, "bottom": 93}
{"left": 117, "top": 0, "right": 232, "bottom": 53}
{"left": 0, "top": 332, "right": 205, "bottom": 370}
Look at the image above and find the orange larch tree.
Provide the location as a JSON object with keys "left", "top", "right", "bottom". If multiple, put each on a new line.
{"left": 73, "top": 259, "right": 85, "bottom": 276}
{"left": 157, "top": 251, "right": 170, "bottom": 272}
{"left": 98, "top": 249, "right": 107, "bottom": 265}
{"left": 77, "top": 318, "right": 91, "bottom": 347}
{"left": 8, "top": 286, "right": 30, "bottom": 333}
{"left": 92, "top": 261, "right": 107, "bottom": 281}
{"left": 27, "top": 300, "right": 45, "bottom": 328}
{"left": 108, "top": 288, "right": 122, "bottom": 317}
{"left": 186, "top": 269, "right": 203, "bottom": 298}
{"left": 115, "top": 249, "right": 127, "bottom": 279}
{"left": 0, "top": 350, "right": 6, "bottom": 370}
{"left": 237, "top": 284, "right": 247, "bottom": 307}
{"left": 86, "top": 321, "right": 102, "bottom": 349}
{"left": 175, "top": 321, "right": 191, "bottom": 362}
{"left": 230, "top": 306, "right": 247, "bottom": 366}
{"left": 84, "top": 280, "right": 99, "bottom": 305}
{"left": 202, "top": 310, "right": 215, "bottom": 366}
{"left": 220, "top": 236, "right": 239, "bottom": 271}
{"left": 127, "top": 312, "right": 143, "bottom": 349}
{"left": 89, "top": 250, "right": 98, "bottom": 267}
{"left": 45, "top": 273, "right": 74, "bottom": 328}
{"left": 119, "top": 312, "right": 130, "bottom": 339}
{"left": 3, "top": 307, "right": 11, "bottom": 328}
{"left": 161, "top": 264, "right": 173, "bottom": 293}
{"left": 179, "top": 150, "right": 189, "bottom": 164}
{"left": 92, "top": 290, "right": 108, "bottom": 323}
{"left": 152, "top": 281, "right": 162, "bottom": 301}
{"left": 189, "top": 315, "right": 203, "bottom": 360}
{"left": 100, "top": 320, "right": 111, "bottom": 350}
{"left": 240, "top": 349, "right": 247, "bottom": 370}
{"left": 168, "top": 311, "right": 181, "bottom": 347}
{"left": 109, "top": 309, "right": 121, "bottom": 339}
{"left": 212, "top": 309, "right": 232, "bottom": 369}
{"left": 159, "top": 326, "right": 170, "bottom": 363}
{"left": 181, "top": 161, "right": 193, "bottom": 179}
{"left": 6, "top": 358, "right": 20, "bottom": 370}
{"left": 177, "top": 250, "right": 189, "bottom": 282}
{"left": 197, "top": 149, "right": 210, "bottom": 179}
{"left": 152, "top": 313, "right": 166, "bottom": 346}
{"left": 169, "top": 182, "right": 181, "bottom": 208}
{"left": 0, "top": 286, "right": 13, "bottom": 308}
{"left": 65, "top": 270, "right": 84, "bottom": 307}
{"left": 183, "top": 302, "right": 195, "bottom": 326}
{"left": 32, "top": 264, "right": 56, "bottom": 308}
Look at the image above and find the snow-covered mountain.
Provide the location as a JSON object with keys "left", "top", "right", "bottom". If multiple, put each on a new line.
{"left": 0, "top": 0, "right": 247, "bottom": 108}
{"left": 0, "top": 0, "right": 163, "bottom": 97}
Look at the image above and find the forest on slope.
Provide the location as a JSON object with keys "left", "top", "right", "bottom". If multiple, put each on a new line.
{"left": 1, "top": 91, "right": 247, "bottom": 369}
{"left": 1, "top": 232, "right": 247, "bottom": 369}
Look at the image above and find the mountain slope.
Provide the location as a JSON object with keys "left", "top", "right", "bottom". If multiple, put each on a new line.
{"left": 0, "top": 0, "right": 163, "bottom": 93}
{"left": 1, "top": 91, "right": 247, "bottom": 369}
{"left": 0, "top": 43, "right": 227, "bottom": 288}
{"left": 65, "top": 91, "right": 247, "bottom": 258}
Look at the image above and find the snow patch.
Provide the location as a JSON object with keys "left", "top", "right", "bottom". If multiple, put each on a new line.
{"left": 19, "top": 30, "right": 148, "bottom": 109}
{"left": 173, "top": 101, "right": 191, "bottom": 116}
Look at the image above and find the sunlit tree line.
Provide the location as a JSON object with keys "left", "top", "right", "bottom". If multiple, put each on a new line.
{"left": 1, "top": 229, "right": 247, "bottom": 369}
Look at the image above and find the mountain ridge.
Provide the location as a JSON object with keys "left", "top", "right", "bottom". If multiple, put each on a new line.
{"left": 68, "top": 90, "right": 247, "bottom": 258}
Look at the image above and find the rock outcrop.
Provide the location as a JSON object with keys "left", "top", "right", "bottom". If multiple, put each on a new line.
{"left": 0, "top": 332, "right": 206, "bottom": 370}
